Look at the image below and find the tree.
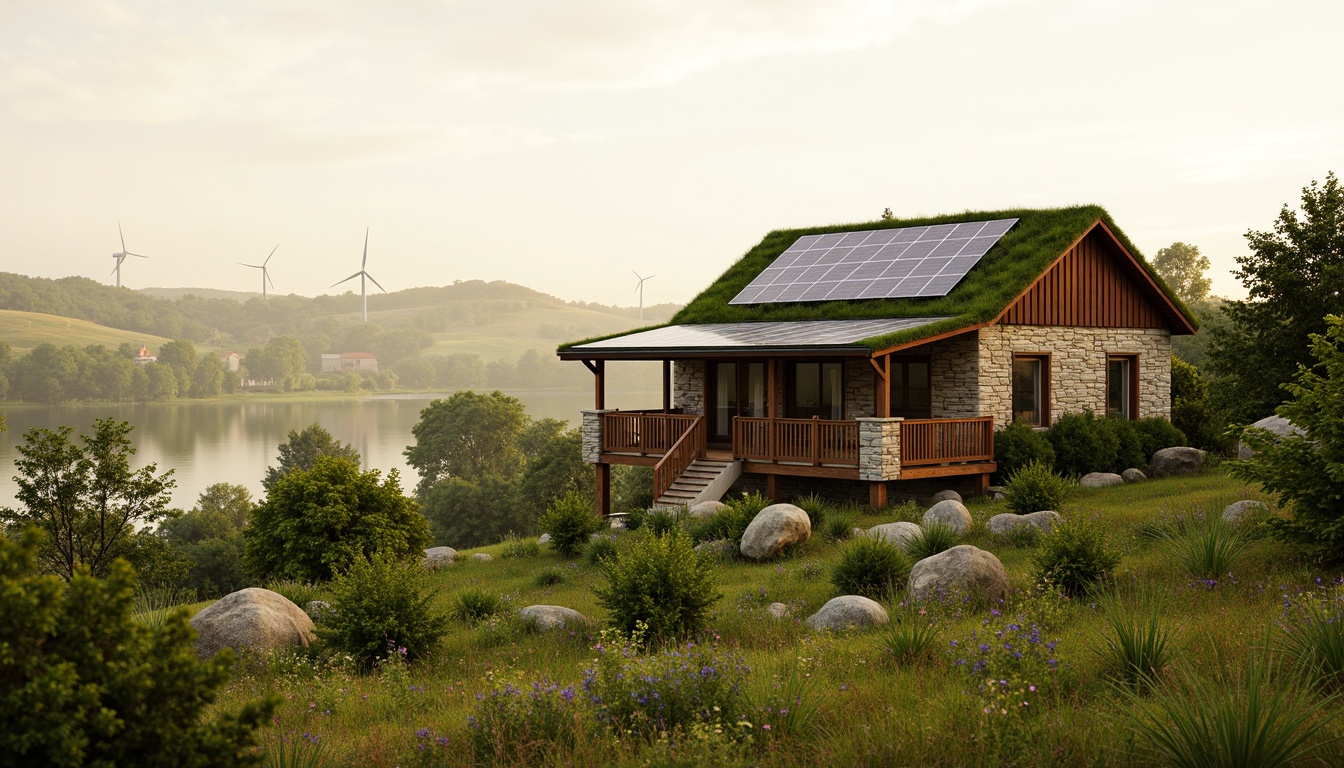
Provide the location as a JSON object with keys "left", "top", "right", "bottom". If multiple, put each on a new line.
{"left": 159, "top": 484, "right": 253, "bottom": 598}
{"left": 190, "top": 352, "right": 225, "bottom": 398}
{"left": 2, "top": 419, "right": 175, "bottom": 579}
{"left": 404, "top": 391, "right": 527, "bottom": 495}
{"left": 419, "top": 474, "right": 525, "bottom": 548}
{"left": 243, "top": 456, "right": 431, "bottom": 582}
{"left": 262, "top": 424, "right": 361, "bottom": 492}
{"left": 157, "top": 339, "right": 198, "bottom": 386}
{"left": 1152, "top": 242, "right": 1212, "bottom": 304}
{"left": 1207, "top": 172, "right": 1344, "bottom": 423}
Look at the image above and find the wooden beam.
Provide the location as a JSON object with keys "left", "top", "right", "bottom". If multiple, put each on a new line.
{"left": 595, "top": 463, "right": 610, "bottom": 517}
{"left": 594, "top": 359, "right": 605, "bottom": 410}
{"left": 741, "top": 462, "right": 861, "bottom": 480}
{"left": 662, "top": 360, "right": 672, "bottom": 413}
{"left": 598, "top": 454, "right": 659, "bottom": 467}
{"left": 581, "top": 359, "right": 598, "bottom": 375}
{"left": 869, "top": 481, "right": 887, "bottom": 509}
{"left": 870, "top": 354, "right": 890, "bottom": 419}
{"left": 767, "top": 359, "right": 779, "bottom": 419}
{"left": 898, "top": 462, "right": 997, "bottom": 480}
{"left": 871, "top": 325, "right": 984, "bottom": 358}
{"left": 974, "top": 472, "right": 990, "bottom": 497}
{"left": 766, "top": 474, "right": 782, "bottom": 503}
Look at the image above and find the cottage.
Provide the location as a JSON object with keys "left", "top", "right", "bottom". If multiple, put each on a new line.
{"left": 558, "top": 207, "right": 1196, "bottom": 514}
{"left": 218, "top": 351, "right": 241, "bottom": 372}
{"left": 320, "top": 352, "right": 379, "bottom": 372}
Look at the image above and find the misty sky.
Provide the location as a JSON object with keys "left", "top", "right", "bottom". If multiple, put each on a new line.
{"left": 2, "top": 0, "right": 1341, "bottom": 307}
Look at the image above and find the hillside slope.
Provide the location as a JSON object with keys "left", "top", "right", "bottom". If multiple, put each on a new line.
{"left": 0, "top": 309, "right": 175, "bottom": 355}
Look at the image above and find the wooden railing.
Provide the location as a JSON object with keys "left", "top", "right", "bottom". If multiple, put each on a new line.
{"left": 900, "top": 417, "right": 994, "bottom": 467}
{"left": 733, "top": 417, "right": 860, "bottom": 466}
{"left": 654, "top": 417, "right": 706, "bottom": 501}
{"left": 602, "top": 411, "right": 698, "bottom": 455}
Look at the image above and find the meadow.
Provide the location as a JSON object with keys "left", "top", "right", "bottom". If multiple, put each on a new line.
{"left": 211, "top": 470, "right": 1344, "bottom": 767}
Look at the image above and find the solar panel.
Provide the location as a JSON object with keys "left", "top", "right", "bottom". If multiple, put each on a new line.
{"left": 728, "top": 217, "right": 1018, "bottom": 305}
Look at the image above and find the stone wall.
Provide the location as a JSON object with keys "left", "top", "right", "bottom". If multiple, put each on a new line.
{"left": 978, "top": 325, "right": 1172, "bottom": 429}
{"left": 580, "top": 409, "right": 610, "bottom": 464}
{"left": 672, "top": 360, "right": 704, "bottom": 415}
{"left": 844, "top": 358, "right": 874, "bottom": 418}
{"left": 857, "top": 417, "right": 901, "bottom": 481}
{"left": 927, "top": 331, "right": 980, "bottom": 417}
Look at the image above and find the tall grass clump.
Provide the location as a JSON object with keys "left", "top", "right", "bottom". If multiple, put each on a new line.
{"left": 830, "top": 536, "right": 910, "bottom": 598}
{"left": 1030, "top": 517, "right": 1120, "bottom": 597}
{"left": 1004, "top": 460, "right": 1073, "bottom": 514}
{"left": 499, "top": 533, "right": 540, "bottom": 559}
{"left": 906, "top": 523, "right": 959, "bottom": 560}
{"left": 744, "top": 656, "right": 824, "bottom": 738}
{"left": 538, "top": 490, "right": 605, "bottom": 558}
{"left": 822, "top": 512, "right": 858, "bottom": 542}
{"left": 883, "top": 616, "right": 942, "bottom": 665}
{"left": 318, "top": 551, "right": 449, "bottom": 667}
{"left": 1279, "top": 584, "right": 1344, "bottom": 690}
{"left": 584, "top": 535, "right": 618, "bottom": 565}
{"left": 795, "top": 493, "right": 830, "bottom": 529}
{"left": 1094, "top": 585, "right": 1178, "bottom": 689}
{"left": 468, "top": 680, "right": 585, "bottom": 765}
{"left": 449, "top": 587, "right": 503, "bottom": 625}
{"left": 642, "top": 508, "right": 681, "bottom": 537}
{"left": 594, "top": 529, "right": 720, "bottom": 638}
{"left": 1168, "top": 517, "right": 1249, "bottom": 579}
{"left": 532, "top": 566, "right": 565, "bottom": 588}
{"left": 264, "top": 579, "right": 326, "bottom": 609}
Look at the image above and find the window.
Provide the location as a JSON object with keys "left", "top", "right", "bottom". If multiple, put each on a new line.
{"left": 788, "top": 362, "right": 843, "bottom": 420}
{"left": 1012, "top": 355, "right": 1049, "bottom": 427}
{"left": 888, "top": 356, "right": 931, "bottom": 419}
{"left": 1107, "top": 355, "right": 1138, "bottom": 419}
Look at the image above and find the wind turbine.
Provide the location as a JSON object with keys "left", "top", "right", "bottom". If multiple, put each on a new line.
{"left": 110, "top": 222, "right": 148, "bottom": 288}
{"left": 331, "top": 228, "right": 386, "bottom": 322}
{"left": 633, "top": 270, "right": 655, "bottom": 323}
{"left": 240, "top": 245, "right": 278, "bottom": 300}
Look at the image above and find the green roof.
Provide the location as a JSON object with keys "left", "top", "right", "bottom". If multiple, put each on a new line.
{"left": 560, "top": 205, "right": 1196, "bottom": 354}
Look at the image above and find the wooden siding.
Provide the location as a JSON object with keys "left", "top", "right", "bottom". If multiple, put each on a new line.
{"left": 1000, "top": 228, "right": 1167, "bottom": 328}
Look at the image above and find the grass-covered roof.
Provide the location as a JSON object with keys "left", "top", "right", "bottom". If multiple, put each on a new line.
{"left": 561, "top": 205, "right": 1195, "bottom": 353}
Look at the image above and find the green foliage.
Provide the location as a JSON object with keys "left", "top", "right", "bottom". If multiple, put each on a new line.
{"left": 2, "top": 418, "right": 175, "bottom": 579}
{"left": 0, "top": 527, "right": 277, "bottom": 767}
{"left": 642, "top": 508, "right": 681, "bottom": 537}
{"left": 537, "top": 490, "right": 604, "bottom": 558}
{"left": 829, "top": 536, "right": 910, "bottom": 598}
{"left": 584, "top": 536, "right": 618, "bottom": 565}
{"left": 159, "top": 483, "right": 253, "bottom": 598}
{"left": 1152, "top": 242, "right": 1213, "bottom": 304}
{"left": 468, "top": 681, "right": 586, "bottom": 765}
{"left": 743, "top": 656, "right": 823, "bottom": 740}
{"left": 1135, "top": 413, "right": 1189, "bottom": 460}
{"left": 594, "top": 529, "right": 721, "bottom": 638}
{"left": 1100, "top": 417, "right": 1147, "bottom": 471}
{"left": 1169, "top": 357, "right": 1219, "bottom": 450}
{"left": 317, "top": 551, "right": 448, "bottom": 667}
{"left": 905, "top": 523, "right": 959, "bottom": 561}
{"left": 946, "top": 610, "right": 1059, "bottom": 719}
{"left": 517, "top": 424, "right": 593, "bottom": 519}
{"left": 883, "top": 616, "right": 942, "bottom": 665}
{"left": 1230, "top": 315, "right": 1344, "bottom": 557}
{"left": 449, "top": 587, "right": 503, "bottom": 625}
{"left": 1030, "top": 516, "right": 1120, "bottom": 597}
{"left": 1047, "top": 411, "right": 1118, "bottom": 477}
{"left": 822, "top": 512, "right": 858, "bottom": 542}
{"left": 243, "top": 456, "right": 431, "bottom": 583}
{"left": 1004, "top": 460, "right": 1073, "bottom": 515}
{"left": 532, "top": 566, "right": 565, "bottom": 587}
{"left": 1279, "top": 584, "right": 1344, "bottom": 691}
{"left": 498, "top": 533, "right": 540, "bottom": 559}
{"left": 263, "top": 579, "right": 325, "bottom": 609}
{"left": 994, "top": 421, "right": 1056, "bottom": 483}
{"left": 261, "top": 425, "right": 360, "bottom": 492}
{"left": 1168, "top": 518, "right": 1249, "bottom": 579}
{"left": 688, "top": 491, "right": 769, "bottom": 547}
{"left": 1208, "top": 172, "right": 1344, "bottom": 424}
{"left": 795, "top": 493, "right": 830, "bottom": 529}
{"left": 421, "top": 474, "right": 526, "bottom": 549}
{"left": 612, "top": 465, "right": 655, "bottom": 514}
{"left": 621, "top": 507, "right": 646, "bottom": 532}
{"left": 1094, "top": 586, "right": 1177, "bottom": 689}
{"left": 404, "top": 390, "right": 528, "bottom": 493}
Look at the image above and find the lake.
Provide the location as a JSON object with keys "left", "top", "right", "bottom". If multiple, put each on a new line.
{"left": 0, "top": 389, "right": 661, "bottom": 509}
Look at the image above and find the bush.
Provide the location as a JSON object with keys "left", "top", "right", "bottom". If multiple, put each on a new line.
{"left": 1004, "top": 460, "right": 1073, "bottom": 514}
{"left": 468, "top": 680, "right": 585, "bottom": 765}
{"left": 822, "top": 513, "right": 858, "bottom": 542}
{"left": 1100, "top": 417, "right": 1146, "bottom": 472}
{"left": 688, "top": 494, "right": 763, "bottom": 547}
{"left": 537, "top": 490, "right": 604, "bottom": 558}
{"left": 1030, "top": 517, "right": 1120, "bottom": 597}
{"left": 621, "top": 507, "right": 646, "bottom": 532}
{"left": 1167, "top": 518, "right": 1248, "bottom": 579}
{"left": 906, "top": 523, "right": 959, "bottom": 561}
{"left": 643, "top": 508, "right": 681, "bottom": 537}
{"left": 1047, "top": 411, "right": 1118, "bottom": 477}
{"left": 532, "top": 566, "right": 565, "bottom": 587}
{"left": 584, "top": 536, "right": 618, "bottom": 565}
{"left": 1169, "top": 357, "right": 1217, "bottom": 450}
{"left": 994, "top": 422, "right": 1056, "bottom": 482}
{"left": 0, "top": 527, "right": 277, "bottom": 766}
{"left": 795, "top": 493, "right": 830, "bottom": 529}
{"left": 1134, "top": 416, "right": 1187, "bottom": 463}
{"left": 830, "top": 536, "right": 910, "bottom": 598}
{"left": 594, "top": 529, "right": 721, "bottom": 638}
{"left": 450, "top": 587, "right": 503, "bottom": 625}
{"left": 317, "top": 551, "right": 449, "bottom": 667}
{"left": 499, "top": 533, "right": 540, "bottom": 559}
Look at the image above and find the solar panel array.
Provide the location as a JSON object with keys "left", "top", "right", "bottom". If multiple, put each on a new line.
{"left": 729, "top": 218, "right": 1018, "bottom": 305}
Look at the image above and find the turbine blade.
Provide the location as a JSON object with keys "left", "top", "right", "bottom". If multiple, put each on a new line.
{"left": 128, "top": 252, "right": 148, "bottom": 259}
{"left": 119, "top": 221, "right": 126, "bottom": 253}
{"left": 362, "top": 227, "right": 369, "bottom": 269}
{"left": 266, "top": 270, "right": 275, "bottom": 290}
{"left": 264, "top": 244, "right": 278, "bottom": 265}
{"left": 331, "top": 272, "right": 362, "bottom": 288}
{"left": 240, "top": 263, "right": 261, "bottom": 268}
{"left": 110, "top": 264, "right": 120, "bottom": 277}
{"left": 365, "top": 272, "right": 387, "bottom": 293}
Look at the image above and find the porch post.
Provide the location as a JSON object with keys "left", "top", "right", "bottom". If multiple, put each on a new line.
{"left": 869, "top": 482, "right": 887, "bottom": 509}
{"left": 870, "top": 354, "right": 890, "bottom": 419}
{"left": 767, "top": 360, "right": 780, "bottom": 418}
{"left": 594, "top": 359, "right": 605, "bottom": 410}
{"left": 595, "top": 464, "right": 611, "bottom": 516}
{"left": 662, "top": 360, "right": 672, "bottom": 413}
{"left": 767, "top": 474, "right": 782, "bottom": 503}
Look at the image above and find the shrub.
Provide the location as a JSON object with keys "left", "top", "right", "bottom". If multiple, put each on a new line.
{"left": 532, "top": 566, "right": 565, "bottom": 588}
{"left": 643, "top": 508, "right": 681, "bottom": 537}
{"left": 1100, "top": 417, "right": 1146, "bottom": 472}
{"left": 317, "top": 551, "right": 449, "bottom": 667}
{"left": 883, "top": 616, "right": 942, "bottom": 665}
{"left": 1030, "top": 517, "right": 1120, "bottom": 597}
{"left": 1094, "top": 586, "right": 1177, "bottom": 689}
{"left": 584, "top": 536, "right": 618, "bottom": 565}
{"left": 1134, "top": 416, "right": 1187, "bottom": 463}
{"left": 1169, "top": 357, "right": 1217, "bottom": 450}
{"left": 795, "top": 493, "right": 830, "bottom": 529}
{"left": 594, "top": 529, "right": 721, "bottom": 638}
{"left": 499, "top": 533, "right": 540, "bottom": 559}
{"left": 994, "top": 422, "right": 1056, "bottom": 482}
{"left": 621, "top": 507, "right": 646, "bottom": 532}
{"left": 1168, "top": 518, "right": 1248, "bottom": 579}
{"left": 263, "top": 579, "right": 326, "bottom": 609}
{"left": 468, "top": 680, "right": 585, "bottom": 765}
{"left": 1004, "top": 460, "right": 1073, "bottom": 514}
{"left": 822, "top": 513, "right": 858, "bottom": 542}
{"left": 688, "top": 496, "right": 762, "bottom": 547}
{"left": 906, "top": 523, "right": 959, "bottom": 561}
{"left": 0, "top": 527, "right": 277, "bottom": 766}
{"left": 450, "top": 587, "right": 503, "bottom": 625}
{"left": 1047, "top": 411, "right": 1118, "bottom": 477}
{"left": 830, "top": 536, "right": 910, "bottom": 598}
{"left": 1279, "top": 584, "right": 1344, "bottom": 690}
{"left": 537, "top": 490, "right": 605, "bottom": 558}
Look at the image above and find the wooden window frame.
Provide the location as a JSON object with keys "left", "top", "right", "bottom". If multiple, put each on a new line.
{"left": 1011, "top": 353, "right": 1051, "bottom": 428}
{"left": 784, "top": 360, "right": 846, "bottom": 420}
{"left": 1106, "top": 353, "right": 1140, "bottom": 420}
{"left": 888, "top": 354, "right": 932, "bottom": 420}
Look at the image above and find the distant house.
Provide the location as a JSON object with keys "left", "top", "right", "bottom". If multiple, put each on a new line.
{"left": 321, "top": 352, "right": 379, "bottom": 372}
{"left": 558, "top": 206, "right": 1197, "bottom": 513}
{"left": 134, "top": 345, "right": 157, "bottom": 364}
{"left": 218, "top": 351, "right": 241, "bottom": 372}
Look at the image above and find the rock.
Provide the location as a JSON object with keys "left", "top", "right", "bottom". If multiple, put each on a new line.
{"left": 191, "top": 588, "right": 316, "bottom": 660}
{"left": 909, "top": 545, "right": 1009, "bottom": 604}
{"left": 688, "top": 501, "right": 726, "bottom": 518}
{"left": 538, "top": 533, "right": 553, "bottom": 545}
{"left": 1122, "top": 468, "right": 1147, "bottom": 483}
{"left": 1223, "top": 500, "right": 1269, "bottom": 525}
{"left": 1150, "top": 447, "right": 1206, "bottom": 478}
{"left": 1080, "top": 472, "right": 1124, "bottom": 488}
{"left": 1239, "top": 415, "right": 1304, "bottom": 460}
{"left": 930, "top": 489, "right": 963, "bottom": 505}
{"left": 987, "top": 511, "right": 1061, "bottom": 536}
{"left": 472, "top": 552, "right": 493, "bottom": 562}
{"left": 740, "top": 503, "right": 811, "bottom": 560}
{"left": 609, "top": 517, "right": 627, "bottom": 530}
{"left": 922, "top": 500, "right": 972, "bottom": 536}
{"left": 766, "top": 602, "right": 791, "bottom": 619}
{"left": 805, "top": 596, "right": 889, "bottom": 631}
{"left": 304, "top": 600, "right": 334, "bottom": 621}
{"left": 866, "top": 521, "right": 923, "bottom": 550}
{"left": 852, "top": 527, "right": 866, "bottom": 538}
{"left": 987, "top": 485, "right": 1006, "bottom": 501}
{"left": 423, "top": 546, "right": 457, "bottom": 568}
{"left": 519, "top": 605, "right": 588, "bottom": 631}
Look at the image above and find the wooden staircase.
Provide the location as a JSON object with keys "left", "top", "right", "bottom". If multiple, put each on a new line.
{"left": 654, "top": 458, "right": 741, "bottom": 508}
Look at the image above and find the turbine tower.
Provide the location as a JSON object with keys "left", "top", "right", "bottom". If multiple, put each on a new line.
{"left": 240, "top": 245, "right": 278, "bottom": 300}
{"left": 331, "top": 228, "right": 386, "bottom": 322}
{"left": 110, "top": 222, "right": 148, "bottom": 288}
{"left": 633, "top": 270, "right": 656, "bottom": 323}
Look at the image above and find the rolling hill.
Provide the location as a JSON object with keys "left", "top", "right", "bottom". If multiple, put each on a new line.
{"left": 0, "top": 309, "right": 176, "bottom": 355}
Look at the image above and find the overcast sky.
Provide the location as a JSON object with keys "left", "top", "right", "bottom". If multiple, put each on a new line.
{"left": 2, "top": 0, "right": 1340, "bottom": 307}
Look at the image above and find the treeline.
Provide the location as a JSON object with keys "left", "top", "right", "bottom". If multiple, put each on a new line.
{"left": 390, "top": 348, "right": 593, "bottom": 390}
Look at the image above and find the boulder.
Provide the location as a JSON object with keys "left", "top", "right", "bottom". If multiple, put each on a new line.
{"left": 304, "top": 600, "right": 334, "bottom": 621}
{"left": 866, "top": 521, "right": 923, "bottom": 550}
{"left": 909, "top": 545, "right": 1009, "bottom": 604}
{"left": 740, "top": 503, "right": 811, "bottom": 560}
{"left": 1080, "top": 472, "right": 1124, "bottom": 488}
{"left": 688, "top": 501, "right": 726, "bottom": 518}
{"left": 538, "top": 533, "right": 553, "bottom": 545}
{"left": 1150, "top": 447, "right": 1206, "bottom": 478}
{"left": 922, "top": 500, "right": 972, "bottom": 536}
{"left": 423, "top": 546, "right": 457, "bottom": 568}
{"left": 987, "top": 510, "right": 1061, "bottom": 536}
{"left": 1239, "top": 415, "right": 1304, "bottom": 460}
{"left": 766, "top": 602, "right": 791, "bottom": 619}
{"left": 472, "top": 552, "right": 493, "bottom": 562}
{"left": 1122, "top": 468, "right": 1147, "bottom": 483}
{"left": 1223, "top": 500, "right": 1269, "bottom": 525}
{"left": 519, "top": 605, "right": 588, "bottom": 631}
{"left": 609, "top": 516, "right": 627, "bottom": 530}
{"left": 191, "top": 588, "right": 316, "bottom": 660}
{"left": 805, "top": 595, "right": 889, "bottom": 631}
{"left": 987, "top": 485, "right": 1006, "bottom": 501}
{"left": 930, "top": 489, "right": 963, "bottom": 505}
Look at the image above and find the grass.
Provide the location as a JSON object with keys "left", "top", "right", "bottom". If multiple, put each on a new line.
{"left": 199, "top": 470, "right": 1344, "bottom": 767}
{"left": 0, "top": 308, "right": 177, "bottom": 355}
